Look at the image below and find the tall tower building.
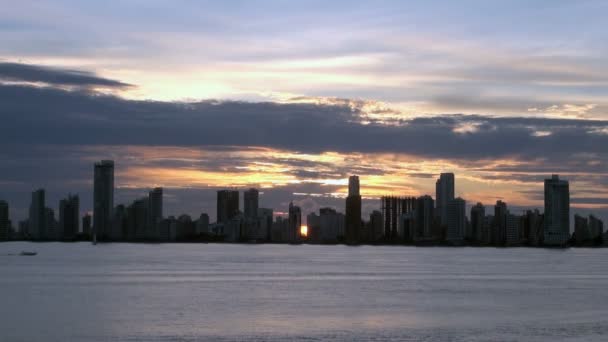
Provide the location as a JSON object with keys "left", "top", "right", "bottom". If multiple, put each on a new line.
{"left": 244, "top": 188, "right": 259, "bottom": 219}
{"left": 415, "top": 195, "right": 434, "bottom": 240}
{"left": 0, "top": 200, "right": 9, "bottom": 240}
{"left": 288, "top": 202, "right": 302, "bottom": 242}
{"left": 59, "top": 194, "right": 80, "bottom": 240}
{"left": 45, "top": 207, "right": 57, "bottom": 240}
{"left": 217, "top": 190, "right": 239, "bottom": 223}
{"left": 470, "top": 202, "right": 485, "bottom": 243}
{"left": 28, "top": 189, "right": 46, "bottom": 240}
{"left": 345, "top": 175, "right": 361, "bottom": 244}
{"left": 544, "top": 175, "right": 570, "bottom": 246}
{"left": 435, "top": 173, "right": 455, "bottom": 226}
{"left": 446, "top": 197, "right": 466, "bottom": 243}
{"left": 494, "top": 200, "right": 508, "bottom": 245}
{"left": 148, "top": 187, "right": 163, "bottom": 234}
{"left": 93, "top": 160, "right": 114, "bottom": 240}
{"left": 348, "top": 175, "right": 360, "bottom": 196}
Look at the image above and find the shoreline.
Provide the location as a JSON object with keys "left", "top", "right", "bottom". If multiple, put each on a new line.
{"left": 1, "top": 240, "right": 606, "bottom": 248}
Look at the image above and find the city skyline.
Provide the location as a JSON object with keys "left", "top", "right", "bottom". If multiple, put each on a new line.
{"left": 2, "top": 160, "right": 606, "bottom": 226}
{"left": 0, "top": 159, "right": 605, "bottom": 247}
{"left": 1, "top": 1, "right": 607, "bottom": 235}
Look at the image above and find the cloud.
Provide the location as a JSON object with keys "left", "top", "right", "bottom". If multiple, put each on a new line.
{"left": 2, "top": 82, "right": 608, "bottom": 161}
{"left": 0, "top": 61, "right": 132, "bottom": 89}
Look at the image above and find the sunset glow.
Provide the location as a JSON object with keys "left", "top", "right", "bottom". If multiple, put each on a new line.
{"left": 300, "top": 225, "right": 308, "bottom": 237}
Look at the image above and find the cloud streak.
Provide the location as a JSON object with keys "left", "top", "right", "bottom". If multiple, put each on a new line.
{"left": 0, "top": 62, "right": 132, "bottom": 89}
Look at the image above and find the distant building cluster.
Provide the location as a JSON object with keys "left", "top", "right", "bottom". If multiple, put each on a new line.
{"left": 0, "top": 161, "right": 605, "bottom": 247}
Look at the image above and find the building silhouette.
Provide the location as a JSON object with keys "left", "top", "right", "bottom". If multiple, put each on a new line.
{"left": 368, "top": 210, "right": 383, "bottom": 242}
{"left": 589, "top": 215, "right": 604, "bottom": 241}
{"left": 415, "top": 195, "right": 435, "bottom": 241}
{"left": 345, "top": 175, "right": 361, "bottom": 244}
{"left": 288, "top": 202, "right": 302, "bottom": 242}
{"left": 196, "top": 213, "right": 210, "bottom": 234}
{"left": 543, "top": 175, "right": 570, "bottom": 246}
{"left": 148, "top": 187, "right": 163, "bottom": 237}
{"left": 0, "top": 200, "right": 9, "bottom": 240}
{"left": 522, "top": 209, "right": 543, "bottom": 246}
{"left": 244, "top": 188, "right": 259, "bottom": 219}
{"left": 381, "top": 196, "right": 416, "bottom": 239}
{"left": 470, "top": 202, "right": 485, "bottom": 243}
{"left": 493, "top": 200, "right": 508, "bottom": 245}
{"left": 319, "top": 207, "right": 345, "bottom": 243}
{"left": 28, "top": 189, "right": 45, "bottom": 240}
{"left": 45, "top": 207, "right": 57, "bottom": 240}
{"left": 574, "top": 214, "right": 589, "bottom": 244}
{"left": 127, "top": 197, "right": 148, "bottom": 240}
{"left": 257, "top": 208, "right": 273, "bottom": 241}
{"left": 93, "top": 160, "right": 114, "bottom": 240}
{"left": 217, "top": 190, "right": 239, "bottom": 223}
{"left": 435, "top": 173, "right": 455, "bottom": 227}
{"left": 59, "top": 194, "right": 79, "bottom": 240}
{"left": 446, "top": 197, "right": 466, "bottom": 244}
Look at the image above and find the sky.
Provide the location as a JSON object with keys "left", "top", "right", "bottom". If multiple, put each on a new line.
{"left": 0, "top": 0, "right": 607, "bottom": 223}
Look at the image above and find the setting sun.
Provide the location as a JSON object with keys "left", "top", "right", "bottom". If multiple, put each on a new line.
{"left": 300, "top": 225, "right": 308, "bottom": 237}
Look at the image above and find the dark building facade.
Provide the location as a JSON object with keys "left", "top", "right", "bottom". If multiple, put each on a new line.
{"left": 217, "top": 190, "right": 239, "bottom": 223}
{"left": 93, "top": 160, "right": 114, "bottom": 240}
{"left": 0, "top": 200, "right": 9, "bottom": 240}
{"left": 244, "top": 188, "right": 259, "bottom": 219}
{"left": 345, "top": 176, "right": 361, "bottom": 244}
{"left": 59, "top": 194, "right": 79, "bottom": 240}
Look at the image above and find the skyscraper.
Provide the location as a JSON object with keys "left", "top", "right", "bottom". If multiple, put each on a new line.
{"left": 415, "top": 195, "right": 435, "bottom": 240}
{"left": 93, "top": 160, "right": 114, "bottom": 240}
{"left": 543, "top": 175, "right": 570, "bottom": 246}
{"left": 45, "top": 207, "right": 57, "bottom": 240}
{"left": 588, "top": 215, "right": 604, "bottom": 240}
{"left": 28, "top": 189, "right": 45, "bottom": 240}
{"left": 348, "top": 175, "right": 360, "bottom": 197}
{"left": 257, "top": 208, "right": 273, "bottom": 241}
{"left": 435, "top": 173, "right": 455, "bottom": 226}
{"left": 244, "top": 188, "right": 259, "bottom": 219}
{"left": 470, "top": 202, "right": 485, "bottom": 243}
{"left": 494, "top": 200, "right": 508, "bottom": 245}
{"left": 446, "top": 197, "right": 466, "bottom": 243}
{"left": 148, "top": 187, "right": 163, "bottom": 235}
{"left": 0, "top": 200, "right": 9, "bottom": 241}
{"left": 217, "top": 190, "right": 239, "bottom": 223}
{"left": 288, "top": 202, "right": 301, "bottom": 243}
{"left": 574, "top": 214, "right": 589, "bottom": 244}
{"left": 59, "top": 194, "right": 79, "bottom": 240}
{"left": 127, "top": 197, "right": 148, "bottom": 240}
{"left": 345, "top": 175, "right": 361, "bottom": 243}
{"left": 369, "top": 210, "right": 383, "bottom": 242}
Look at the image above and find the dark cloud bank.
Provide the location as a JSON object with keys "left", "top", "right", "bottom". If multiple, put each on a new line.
{"left": 1, "top": 83, "right": 607, "bottom": 160}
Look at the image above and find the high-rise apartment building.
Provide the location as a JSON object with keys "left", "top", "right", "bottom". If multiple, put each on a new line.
{"left": 446, "top": 197, "right": 466, "bottom": 243}
{"left": 244, "top": 188, "right": 259, "bottom": 219}
{"left": 435, "top": 173, "right": 455, "bottom": 226}
{"left": 0, "top": 200, "right": 9, "bottom": 240}
{"left": 543, "top": 175, "right": 570, "bottom": 246}
{"left": 93, "top": 160, "right": 114, "bottom": 240}
{"left": 217, "top": 190, "right": 239, "bottom": 223}
{"left": 28, "top": 189, "right": 46, "bottom": 240}
{"left": 345, "top": 175, "right": 361, "bottom": 244}
{"left": 59, "top": 194, "right": 79, "bottom": 240}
